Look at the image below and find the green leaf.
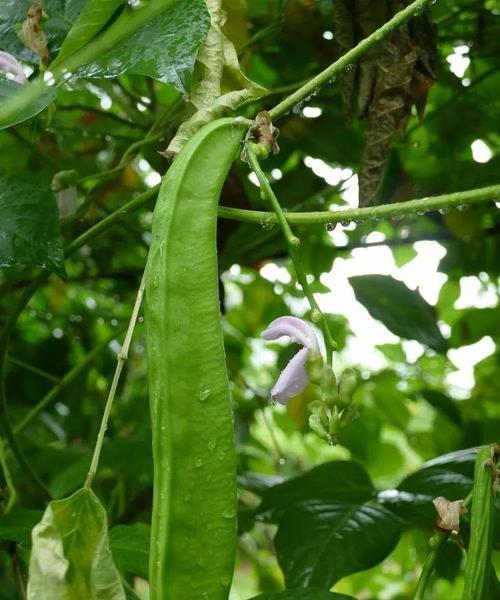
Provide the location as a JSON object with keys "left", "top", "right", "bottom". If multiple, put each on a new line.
{"left": 275, "top": 501, "right": 401, "bottom": 588}
{"left": 434, "top": 540, "right": 463, "bottom": 581}
{"left": 0, "top": 76, "right": 56, "bottom": 129}
{"left": 54, "top": 0, "right": 125, "bottom": 66}
{"left": 420, "top": 389, "right": 462, "bottom": 426}
{"left": 380, "top": 447, "right": 477, "bottom": 525}
{"left": 0, "top": 509, "right": 42, "bottom": 544}
{"left": 349, "top": 275, "right": 447, "bottom": 353}
{"left": 109, "top": 523, "right": 150, "bottom": 579}
{"left": 27, "top": 488, "right": 125, "bottom": 600}
{"left": 257, "top": 461, "right": 376, "bottom": 518}
{"left": 249, "top": 590, "right": 355, "bottom": 600}
{"left": 0, "top": 174, "right": 66, "bottom": 278}
{"left": 75, "top": 0, "right": 210, "bottom": 94}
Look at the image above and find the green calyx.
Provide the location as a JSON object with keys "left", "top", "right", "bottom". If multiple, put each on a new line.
{"left": 306, "top": 364, "right": 359, "bottom": 444}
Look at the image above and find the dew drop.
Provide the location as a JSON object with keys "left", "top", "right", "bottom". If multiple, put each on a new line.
{"left": 326, "top": 222, "right": 336, "bottom": 232}
{"left": 438, "top": 208, "right": 448, "bottom": 215}
{"left": 198, "top": 388, "right": 210, "bottom": 403}
{"left": 340, "top": 220, "right": 350, "bottom": 227}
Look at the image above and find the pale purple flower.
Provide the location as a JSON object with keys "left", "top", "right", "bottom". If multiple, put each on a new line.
{"left": 0, "top": 51, "right": 27, "bottom": 84}
{"left": 261, "top": 316, "right": 320, "bottom": 405}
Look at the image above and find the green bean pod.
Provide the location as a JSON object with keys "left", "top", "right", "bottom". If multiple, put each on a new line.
{"left": 146, "top": 118, "right": 246, "bottom": 600}
{"left": 462, "top": 445, "right": 496, "bottom": 600}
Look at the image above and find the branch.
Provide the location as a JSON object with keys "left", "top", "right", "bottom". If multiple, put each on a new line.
{"left": 218, "top": 184, "right": 500, "bottom": 225}
{"left": 84, "top": 274, "right": 146, "bottom": 488}
{"left": 0, "top": 437, "right": 17, "bottom": 513}
{"left": 268, "top": 0, "right": 436, "bottom": 120}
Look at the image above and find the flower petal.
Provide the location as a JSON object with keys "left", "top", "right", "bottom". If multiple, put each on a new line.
{"left": 261, "top": 316, "right": 319, "bottom": 353}
{"left": 271, "top": 347, "right": 310, "bottom": 405}
{"left": 0, "top": 51, "right": 26, "bottom": 84}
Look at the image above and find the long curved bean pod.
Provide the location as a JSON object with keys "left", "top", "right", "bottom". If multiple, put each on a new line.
{"left": 146, "top": 118, "right": 246, "bottom": 600}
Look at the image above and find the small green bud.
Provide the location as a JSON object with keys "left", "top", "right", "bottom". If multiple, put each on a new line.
{"left": 321, "top": 369, "right": 339, "bottom": 408}
{"left": 339, "top": 402, "right": 359, "bottom": 428}
{"left": 328, "top": 406, "right": 340, "bottom": 437}
{"left": 309, "top": 412, "right": 328, "bottom": 440}
{"left": 51, "top": 169, "right": 79, "bottom": 193}
{"left": 337, "top": 368, "right": 357, "bottom": 408}
{"left": 428, "top": 533, "right": 444, "bottom": 550}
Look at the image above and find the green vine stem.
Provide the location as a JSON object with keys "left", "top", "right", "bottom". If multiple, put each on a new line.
{"left": 268, "top": 0, "right": 436, "bottom": 120}
{"left": 5, "top": 355, "right": 60, "bottom": 384}
{"left": 219, "top": 183, "right": 500, "bottom": 225}
{"left": 84, "top": 274, "right": 145, "bottom": 489}
{"left": 0, "top": 437, "right": 17, "bottom": 514}
{"left": 413, "top": 531, "right": 450, "bottom": 600}
{"left": 246, "top": 143, "right": 336, "bottom": 367}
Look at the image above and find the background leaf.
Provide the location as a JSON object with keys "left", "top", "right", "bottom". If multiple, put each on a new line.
{"left": 109, "top": 523, "right": 150, "bottom": 579}
{"left": 75, "top": 0, "right": 210, "bottom": 93}
{"left": 0, "top": 509, "right": 42, "bottom": 544}
{"left": 54, "top": 0, "right": 125, "bottom": 66}
{"left": 257, "top": 461, "right": 375, "bottom": 518}
{"left": 0, "top": 174, "right": 66, "bottom": 278}
{"left": 0, "top": 77, "right": 56, "bottom": 129}
{"left": 275, "top": 501, "right": 401, "bottom": 588}
{"left": 27, "top": 488, "right": 125, "bottom": 600}
{"left": 350, "top": 274, "right": 447, "bottom": 352}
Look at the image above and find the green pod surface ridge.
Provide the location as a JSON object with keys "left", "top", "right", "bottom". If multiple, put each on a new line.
{"left": 462, "top": 445, "right": 497, "bottom": 600}
{"left": 146, "top": 118, "right": 246, "bottom": 600}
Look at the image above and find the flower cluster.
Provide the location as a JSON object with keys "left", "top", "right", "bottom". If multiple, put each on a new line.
{"left": 261, "top": 315, "right": 358, "bottom": 444}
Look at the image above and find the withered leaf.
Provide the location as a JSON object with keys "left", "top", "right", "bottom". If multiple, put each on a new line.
{"left": 334, "top": 0, "right": 437, "bottom": 206}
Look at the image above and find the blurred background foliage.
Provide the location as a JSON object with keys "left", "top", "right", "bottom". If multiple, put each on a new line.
{"left": 0, "top": 0, "right": 499, "bottom": 598}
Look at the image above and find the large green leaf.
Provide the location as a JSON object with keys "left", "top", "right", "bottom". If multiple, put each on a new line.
{"left": 54, "top": 0, "right": 125, "bottom": 66}
{"left": 249, "top": 590, "right": 355, "bottom": 600}
{"left": 257, "top": 461, "right": 375, "bottom": 519}
{"left": 0, "top": 174, "right": 66, "bottom": 278}
{"left": 380, "top": 447, "right": 477, "bottom": 525}
{"left": 75, "top": 0, "right": 210, "bottom": 93}
{"left": 27, "top": 487, "right": 125, "bottom": 600}
{"left": 275, "top": 501, "right": 401, "bottom": 588}
{"left": 109, "top": 523, "right": 150, "bottom": 579}
{"left": 349, "top": 275, "right": 447, "bottom": 353}
{"left": 0, "top": 76, "right": 56, "bottom": 129}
